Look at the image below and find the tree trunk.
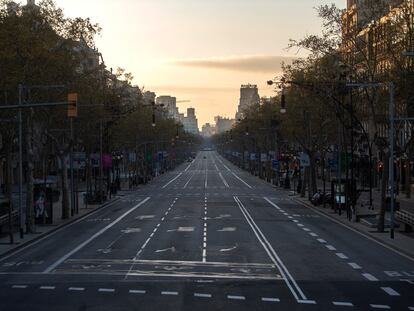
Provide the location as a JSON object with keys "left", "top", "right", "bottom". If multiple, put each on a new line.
{"left": 25, "top": 115, "right": 35, "bottom": 233}
{"left": 301, "top": 167, "right": 308, "bottom": 198}
{"left": 377, "top": 151, "right": 389, "bottom": 233}
{"left": 309, "top": 152, "right": 317, "bottom": 196}
{"left": 59, "top": 153, "right": 70, "bottom": 219}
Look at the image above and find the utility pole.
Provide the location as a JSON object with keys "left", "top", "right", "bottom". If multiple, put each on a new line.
{"left": 18, "top": 84, "right": 24, "bottom": 238}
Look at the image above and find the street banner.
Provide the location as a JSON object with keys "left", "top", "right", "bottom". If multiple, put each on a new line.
{"left": 102, "top": 154, "right": 113, "bottom": 169}
{"left": 250, "top": 153, "right": 256, "bottom": 161}
{"left": 272, "top": 160, "right": 280, "bottom": 171}
{"left": 261, "top": 153, "right": 267, "bottom": 162}
{"left": 129, "top": 152, "right": 136, "bottom": 163}
{"left": 300, "top": 152, "right": 310, "bottom": 167}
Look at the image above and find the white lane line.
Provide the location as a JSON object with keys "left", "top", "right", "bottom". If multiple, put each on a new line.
{"left": 162, "top": 173, "right": 183, "bottom": 189}
{"left": 184, "top": 161, "right": 193, "bottom": 172}
{"left": 309, "top": 233, "right": 318, "bottom": 237}
{"left": 408, "top": 307, "right": 414, "bottom": 310}
{"left": 12, "top": 285, "right": 27, "bottom": 289}
{"left": 302, "top": 228, "right": 311, "bottom": 232}
{"left": 332, "top": 301, "right": 354, "bottom": 307}
{"left": 238, "top": 197, "right": 308, "bottom": 302}
{"left": 98, "top": 288, "right": 115, "bottom": 293}
{"left": 348, "top": 262, "right": 362, "bottom": 270}
{"left": 297, "top": 224, "right": 304, "bottom": 227}
{"left": 261, "top": 297, "right": 280, "bottom": 302}
{"left": 40, "top": 286, "right": 56, "bottom": 290}
{"left": 43, "top": 197, "right": 151, "bottom": 273}
{"left": 317, "top": 239, "right": 327, "bottom": 243}
{"left": 227, "top": 295, "right": 246, "bottom": 300}
{"left": 219, "top": 172, "right": 230, "bottom": 188}
{"left": 326, "top": 245, "right": 337, "bottom": 251}
{"left": 336, "top": 253, "right": 349, "bottom": 259}
{"left": 362, "top": 273, "right": 379, "bottom": 281}
{"left": 129, "top": 290, "right": 146, "bottom": 294}
{"left": 231, "top": 172, "right": 252, "bottom": 189}
{"left": 68, "top": 287, "right": 85, "bottom": 291}
{"left": 298, "top": 300, "right": 317, "bottom": 304}
{"left": 381, "top": 287, "right": 400, "bottom": 296}
{"left": 370, "top": 304, "right": 390, "bottom": 309}
{"left": 194, "top": 293, "right": 212, "bottom": 298}
{"left": 162, "top": 291, "right": 179, "bottom": 296}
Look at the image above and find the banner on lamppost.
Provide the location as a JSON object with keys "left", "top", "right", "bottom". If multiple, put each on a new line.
{"left": 102, "top": 154, "right": 113, "bottom": 169}
{"left": 250, "top": 153, "right": 256, "bottom": 161}
{"left": 261, "top": 153, "right": 267, "bottom": 162}
{"left": 299, "top": 152, "right": 310, "bottom": 167}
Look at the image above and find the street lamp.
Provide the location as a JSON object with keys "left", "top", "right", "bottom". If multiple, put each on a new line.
{"left": 267, "top": 79, "right": 287, "bottom": 114}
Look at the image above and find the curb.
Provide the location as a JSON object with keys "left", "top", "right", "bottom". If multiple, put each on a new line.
{"left": 0, "top": 197, "right": 121, "bottom": 260}
{"left": 292, "top": 196, "right": 414, "bottom": 262}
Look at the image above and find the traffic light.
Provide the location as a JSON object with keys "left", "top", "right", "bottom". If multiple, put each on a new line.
{"left": 280, "top": 88, "right": 286, "bottom": 114}
{"left": 67, "top": 93, "right": 78, "bottom": 118}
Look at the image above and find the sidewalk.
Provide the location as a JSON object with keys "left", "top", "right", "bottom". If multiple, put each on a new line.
{"left": 292, "top": 194, "right": 414, "bottom": 259}
{"left": 0, "top": 193, "right": 121, "bottom": 258}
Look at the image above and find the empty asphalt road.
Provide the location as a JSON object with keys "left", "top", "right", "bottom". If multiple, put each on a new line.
{"left": 0, "top": 151, "right": 413, "bottom": 311}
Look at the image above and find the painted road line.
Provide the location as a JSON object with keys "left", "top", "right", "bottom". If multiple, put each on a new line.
{"left": 336, "top": 253, "right": 349, "bottom": 259}
{"left": 381, "top": 287, "right": 400, "bottom": 296}
{"left": 162, "top": 291, "right": 179, "bottom": 296}
{"left": 298, "top": 300, "right": 317, "bottom": 304}
{"left": 370, "top": 304, "right": 390, "bottom": 309}
{"left": 43, "top": 197, "right": 151, "bottom": 273}
{"left": 194, "top": 293, "right": 212, "bottom": 298}
{"left": 98, "top": 288, "right": 115, "bottom": 293}
{"left": 129, "top": 290, "right": 146, "bottom": 294}
{"left": 162, "top": 173, "right": 183, "bottom": 189}
{"left": 408, "top": 307, "right": 414, "bottom": 310}
{"left": 348, "top": 262, "right": 362, "bottom": 270}
{"left": 219, "top": 172, "right": 230, "bottom": 188}
{"left": 12, "top": 285, "right": 27, "bottom": 289}
{"left": 40, "top": 286, "right": 56, "bottom": 290}
{"left": 332, "top": 302, "right": 354, "bottom": 307}
{"left": 362, "top": 273, "right": 379, "bottom": 281}
{"left": 302, "top": 228, "right": 311, "bottom": 232}
{"left": 317, "top": 238, "right": 327, "bottom": 243}
{"left": 238, "top": 196, "right": 309, "bottom": 302}
{"left": 68, "top": 287, "right": 85, "bottom": 291}
{"left": 227, "top": 295, "right": 246, "bottom": 300}
{"left": 326, "top": 245, "right": 337, "bottom": 251}
{"left": 309, "top": 233, "right": 318, "bottom": 237}
{"left": 184, "top": 161, "right": 193, "bottom": 172}
{"left": 262, "top": 297, "right": 281, "bottom": 302}
{"left": 232, "top": 172, "right": 253, "bottom": 189}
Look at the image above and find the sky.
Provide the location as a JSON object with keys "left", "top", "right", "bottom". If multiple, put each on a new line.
{"left": 53, "top": 0, "right": 345, "bottom": 127}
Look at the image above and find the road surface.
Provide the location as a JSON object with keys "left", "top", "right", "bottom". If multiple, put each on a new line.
{"left": 0, "top": 151, "right": 413, "bottom": 310}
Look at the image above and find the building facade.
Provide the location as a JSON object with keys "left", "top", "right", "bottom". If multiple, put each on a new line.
{"left": 236, "top": 84, "right": 260, "bottom": 120}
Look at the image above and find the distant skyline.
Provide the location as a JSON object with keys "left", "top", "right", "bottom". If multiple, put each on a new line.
{"left": 55, "top": 0, "right": 345, "bottom": 126}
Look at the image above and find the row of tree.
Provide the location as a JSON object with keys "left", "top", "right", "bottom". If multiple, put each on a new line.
{"left": 213, "top": 1, "right": 414, "bottom": 231}
{"left": 0, "top": 0, "right": 200, "bottom": 234}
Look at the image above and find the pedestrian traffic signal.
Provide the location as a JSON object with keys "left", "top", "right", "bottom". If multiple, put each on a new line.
{"left": 67, "top": 93, "right": 78, "bottom": 118}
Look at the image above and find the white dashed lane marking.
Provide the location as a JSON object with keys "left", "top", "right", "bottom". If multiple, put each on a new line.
{"left": 317, "top": 238, "right": 327, "bottom": 244}
{"left": 362, "top": 273, "right": 379, "bottom": 282}
{"left": 68, "top": 287, "right": 85, "bottom": 291}
{"left": 227, "top": 295, "right": 246, "bottom": 300}
{"left": 370, "top": 304, "right": 390, "bottom": 309}
{"left": 326, "top": 245, "right": 337, "bottom": 251}
{"left": 98, "top": 288, "right": 115, "bottom": 293}
{"left": 129, "top": 290, "right": 146, "bottom": 294}
{"left": 348, "top": 262, "right": 362, "bottom": 270}
{"left": 162, "top": 291, "right": 179, "bottom": 296}
{"left": 39, "top": 286, "right": 56, "bottom": 290}
{"left": 12, "top": 285, "right": 27, "bottom": 289}
{"left": 298, "top": 300, "right": 317, "bottom": 305}
{"left": 261, "top": 297, "right": 281, "bottom": 302}
{"left": 332, "top": 301, "right": 354, "bottom": 307}
{"left": 381, "top": 287, "right": 400, "bottom": 296}
{"left": 336, "top": 253, "right": 349, "bottom": 259}
{"left": 194, "top": 293, "right": 212, "bottom": 298}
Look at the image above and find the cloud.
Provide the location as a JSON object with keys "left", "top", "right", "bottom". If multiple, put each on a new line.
{"left": 170, "top": 55, "right": 296, "bottom": 73}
